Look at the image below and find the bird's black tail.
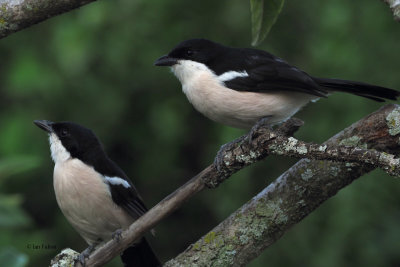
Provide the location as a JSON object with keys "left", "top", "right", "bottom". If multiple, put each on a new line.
{"left": 121, "top": 238, "right": 160, "bottom": 267}
{"left": 314, "top": 77, "right": 400, "bottom": 102}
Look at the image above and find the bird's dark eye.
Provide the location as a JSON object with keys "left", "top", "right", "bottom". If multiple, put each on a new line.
{"left": 186, "top": 49, "right": 194, "bottom": 56}
{"left": 60, "top": 129, "right": 68, "bottom": 137}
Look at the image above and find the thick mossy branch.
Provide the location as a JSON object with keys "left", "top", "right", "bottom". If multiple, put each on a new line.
{"left": 383, "top": 0, "right": 400, "bottom": 21}
{"left": 204, "top": 118, "right": 304, "bottom": 188}
{"left": 0, "top": 0, "right": 97, "bottom": 39}
{"left": 55, "top": 105, "right": 400, "bottom": 267}
{"left": 70, "top": 119, "right": 303, "bottom": 267}
{"left": 213, "top": 106, "right": 400, "bottom": 182}
{"left": 165, "top": 104, "right": 400, "bottom": 266}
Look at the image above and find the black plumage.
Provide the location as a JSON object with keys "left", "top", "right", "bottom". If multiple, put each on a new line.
{"left": 158, "top": 38, "right": 399, "bottom": 102}
{"left": 34, "top": 120, "right": 160, "bottom": 267}
{"left": 50, "top": 122, "right": 148, "bottom": 218}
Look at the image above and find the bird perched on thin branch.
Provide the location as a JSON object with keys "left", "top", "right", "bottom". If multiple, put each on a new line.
{"left": 155, "top": 38, "right": 399, "bottom": 129}
{"left": 34, "top": 120, "right": 160, "bottom": 267}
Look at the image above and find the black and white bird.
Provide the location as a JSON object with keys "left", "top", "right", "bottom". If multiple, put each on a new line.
{"left": 34, "top": 120, "right": 160, "bottom": 267}
{"left": 155, "top": 38, "right": 399, "bottom": 129}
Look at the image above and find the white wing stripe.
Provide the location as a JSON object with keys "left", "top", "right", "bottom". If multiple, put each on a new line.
{"left": 105, "top": 176, "right": 131, "bottom": 188}
{"left": 217, "top": 70, "right": 249, "bottom": 82}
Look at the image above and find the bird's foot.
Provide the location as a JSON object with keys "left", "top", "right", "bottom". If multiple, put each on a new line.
{"left": 112, "top": 229, "right": 123, "bottom": 243}
{"left": 214, "top": 117, "right": 272, "bottom": 173}
{"left": 248, "top": 116, "right": 273, "bottom": 144}
{"left": 77, "top": 245, "right": 95, "bottom": 266}
{"left": 214, "top": 136, "right": 246, "bottom": 173}
{"left": 214, "top": 142, "right": 231, "bottom": 172}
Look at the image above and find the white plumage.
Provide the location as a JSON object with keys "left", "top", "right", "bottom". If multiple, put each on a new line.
{"left": 172, "top": 59, "right": 316, "bottom": 129}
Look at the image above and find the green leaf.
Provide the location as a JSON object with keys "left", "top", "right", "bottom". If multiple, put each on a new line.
{"left": 0, "top": 247, "right": 28, "bottom": 267}
{"left": 250, "top": 0, "right": 285, "bottom": 46}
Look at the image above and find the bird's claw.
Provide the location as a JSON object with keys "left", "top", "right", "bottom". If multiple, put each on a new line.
{"left": 248, "top": 116, "right": 273, "bottom": 144}
{"left": 214, "top": 143, "right": 230, "bottom": 172}
{"left": 214, "top": 136, "right": 246, "bottom": 173}
{"left": 76, "top": 245, "right": 95, "bottom": 266}
{"left": 77, "top": 253, "right": 87, "bottom": 267}
{"left": 213, "top": 117, "right": 272, "bottom": 173}
{"left": 112, "top": 229, "right": 123, "bottom": 242}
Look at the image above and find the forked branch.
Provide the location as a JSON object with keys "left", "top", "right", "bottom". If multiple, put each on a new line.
{"left": 52, "top": 104, "right": 400, "bottom": 267}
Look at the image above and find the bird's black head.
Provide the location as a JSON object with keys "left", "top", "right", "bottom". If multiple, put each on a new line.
{"left": 154, "top": 38, "right": 225, "bottom": 67}
{"left": 34, "top": 120, "right": 104, "bottom": 162}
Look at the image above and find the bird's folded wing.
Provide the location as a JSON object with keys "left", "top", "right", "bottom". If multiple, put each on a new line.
{"left": 223, "top": 53, "right": 328, "bottom": 97}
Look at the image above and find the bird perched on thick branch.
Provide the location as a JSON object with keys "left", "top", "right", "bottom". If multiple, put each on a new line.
{"left": 155, "top": 38, "right": 399, "bottom": 129}
{"left": 34, "top": 120, "right": 160, "bottom": 267}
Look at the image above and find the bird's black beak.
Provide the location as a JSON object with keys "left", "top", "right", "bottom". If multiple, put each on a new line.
{"left": 34, "top": 120, "right": 54, "bottom": 133}
{"left": 154, "top": 55, "right": 178, "bottom": 66}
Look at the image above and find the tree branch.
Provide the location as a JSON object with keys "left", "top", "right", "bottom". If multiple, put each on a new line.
{"left": 67, "top": 117, "right": 304, "bottom": 266}
{"left": 0, "top": 0, "right": 97, "bottom": 39}
{"left": 164, "top": 104, "right": 400, "bottom": 266}
{"left": 216, "top": 118, "right": 400, "bottom": 178}
{"left": 54, "top": 104, "right": 399, "bottom": 267}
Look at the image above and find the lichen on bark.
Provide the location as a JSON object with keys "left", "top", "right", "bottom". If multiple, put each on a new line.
{"left": 165, "top": 105, "right": 400, "bottom": 266}
{"left": 0, "top": 0, "right": 97, "bottom": 39}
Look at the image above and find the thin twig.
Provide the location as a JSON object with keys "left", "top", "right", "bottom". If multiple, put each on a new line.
{"left": 52, "top": 104, "right": 400, "bottom": 266}
{"left": 71, "top": 118, "right": 304, "bottom": 267}
{"left": 164, "top": 104, "right": 400, "bottom": 266}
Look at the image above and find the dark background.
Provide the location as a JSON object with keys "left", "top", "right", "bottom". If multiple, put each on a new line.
{"left": 1, "top": 0, "right": 400, "bottom": 266}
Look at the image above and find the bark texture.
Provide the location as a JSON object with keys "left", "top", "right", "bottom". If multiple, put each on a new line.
{"left": 71, "top": 119, "right": 303, "bottom": 267}
{"left": 164, "top": 104, "right": 400, "bottom": 266}
{"left": 0, "top": 0, "right": 97, "bottom": 39}
{"left": 55, "top": 105, "right": 400, "bottom": 267}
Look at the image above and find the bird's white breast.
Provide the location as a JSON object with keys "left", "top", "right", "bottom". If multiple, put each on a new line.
{"left": 172, "top": 60, "right": 315, "bottom": 129}
{"left": 53, "top": 158, "right": 133, "bottom": 245}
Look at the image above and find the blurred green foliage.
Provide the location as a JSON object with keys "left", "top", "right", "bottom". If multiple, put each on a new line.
{"left": 0, "top": 0, "right": 399, "bottom": 266}
{"left": 0, "top": 247, "right": 28, "bottom": 267}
